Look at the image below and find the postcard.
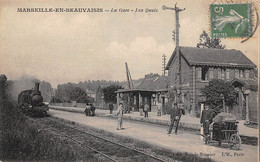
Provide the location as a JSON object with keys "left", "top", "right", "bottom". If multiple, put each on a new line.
{"left": 0, "top": 0, "right": 259, "bottom": 162}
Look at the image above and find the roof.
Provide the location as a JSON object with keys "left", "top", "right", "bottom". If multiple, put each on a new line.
{"left": 166, "top": 46, "right": 256, "bottom": 69}
{"left": 230, "top": 78, "right": 258, "bottom": 86}
{"left": 115, "top": 89, "right": 156, "bottom": 93}
{"left": 135, "top": 76, "right": 168, "bottom": 91}
{"left": 230, "top": 78, "right": 258, "bottom": 91}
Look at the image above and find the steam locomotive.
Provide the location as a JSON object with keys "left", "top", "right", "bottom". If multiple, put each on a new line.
{"left": 18, "top": 83, "right": 49, "bottom": 117}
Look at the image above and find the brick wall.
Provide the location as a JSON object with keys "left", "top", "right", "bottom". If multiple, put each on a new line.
{"left": 167, "top": 55, "right": 257, "bottom": 117}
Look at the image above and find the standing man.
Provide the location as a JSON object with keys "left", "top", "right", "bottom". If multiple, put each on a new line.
{"left": 168, "top": 102, "right": 183, "bottom": 135}
{"left": 116, "top": 103, "right": 124, "bottom": 130}
{"left": 90, "top": 104, "right": 95, "bottom": 116}
{"left": 200, "top": 103, "right": 214, "bottom": 138}
{"left": 109, "top": 102, "right": 114, "bottom": 114}
{"left": 144, "top": 102, "right": 149, "bottom": 118}
{"left": 139, "top": 103, "right": 144, "bottom": 116}
{"left": 157, "top": 102, "right": 162, "bottom": 116}
{"left": 85, "top": 103, "right": 90, "bottom": 116}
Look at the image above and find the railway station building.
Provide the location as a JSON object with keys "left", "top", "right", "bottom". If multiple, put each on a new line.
{"left": 165, "top": 46, "right": 257, "bottom": 121}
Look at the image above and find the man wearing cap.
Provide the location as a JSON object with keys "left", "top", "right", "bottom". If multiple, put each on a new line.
{"left": 200, "top": 104, "right": 214, "bottom": 137}
{"left": 116, "top": 103, "right": 124, "bottom": 130}
{"left": 144, "top": 102, "right": 149, "bottom": 118}
{"left": 168, "top": 102, "right": 183, "bottom": 135}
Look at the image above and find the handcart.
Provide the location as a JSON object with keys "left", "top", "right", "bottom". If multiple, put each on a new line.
{"left": 204, "top": 113, "right": 241, "bottom": 150}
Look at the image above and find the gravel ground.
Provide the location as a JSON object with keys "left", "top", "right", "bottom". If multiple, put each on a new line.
{"left": 48, "top": 116, "right": 214, "bottom": 162}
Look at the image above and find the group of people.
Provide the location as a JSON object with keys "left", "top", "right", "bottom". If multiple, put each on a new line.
{"left": 168, "top": 102, "right": 215, "bottom": 136}
{"left": 115, "top": 101, "right": 187, "bottom": 134}
{"left": 139, "top": 102, "right": 150, "bottom": 117}
{"left": 96, "top": 100, "right": 215, "bottom": 138}
{"left": 84, "top": 103, "right": 96, "bottom": 116}
{"left": 115, "top": 101, "right": 215, "bottom": 138}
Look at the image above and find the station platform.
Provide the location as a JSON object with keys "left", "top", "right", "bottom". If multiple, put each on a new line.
{"left": 48, "top": 105, "right": 258, "bottom": 138}
{"left": 48, "top": 108, "right": 258, "bottom": 162}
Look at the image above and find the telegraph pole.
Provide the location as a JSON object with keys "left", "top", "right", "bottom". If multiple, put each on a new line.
{"left": 162, "top": 3, "right": 185, "bottom": 104}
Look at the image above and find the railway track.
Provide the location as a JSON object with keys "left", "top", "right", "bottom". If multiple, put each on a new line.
{"left": 38, "top": 117, "right": 169, "bottom": 162}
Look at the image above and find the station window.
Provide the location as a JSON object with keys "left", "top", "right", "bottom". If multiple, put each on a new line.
{"left": 235, "top": 69, "right": 239, "bottom": 78}
{"left": 201, "top": 67, "right": 209, "bottom": 81}
{"left": 221, "top": 69, "right": 225, "bottom": 80}
{"left": 218, "top": 68, "right": 221, "bottom": 79}
{"left": 239, "top": 69, "right": 244, "bottom": 78}
{"left": 209, "top": 68, "right": 214, "bottom": 80}
{"left": 245, "top": 70, "right": 249, "bottom": 80}
{"left": 197, "top": 67, "right": 202, "bottom": 80}
{"left": 226, "top": 69, "right": 230, "bottom": 81}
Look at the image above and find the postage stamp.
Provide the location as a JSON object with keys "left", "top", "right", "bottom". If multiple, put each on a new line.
{"left": 210, "top": 3, "right": 253, "bottom": 38}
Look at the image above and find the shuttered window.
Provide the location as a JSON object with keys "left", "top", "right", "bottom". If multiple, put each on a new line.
{"left": 239, "top": 70, "right": 244, "bottom": 78}
{"left": 218, "top": 68, "right": 221, "bottom": 79}
{"left": 209, "top": 68, "right": 214, "bottom": 80}
{"left": 226, "top": 69, "right": 230, "bottom": 81}
{"left": 235, "top": 69, "right": 239, "bottom": 78}
{"left": 197, "top": 67, "right": 202, "bottom": 80}
{"left": 245, "top": 70, "right": 249, "bottom": 80}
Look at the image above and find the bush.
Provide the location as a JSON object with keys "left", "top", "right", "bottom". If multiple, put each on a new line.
{"left": 200, "top": 79, "right": 237, "bottom": 113}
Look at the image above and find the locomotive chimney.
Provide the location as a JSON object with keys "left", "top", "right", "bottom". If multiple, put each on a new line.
{"left": 34, "top": 83, "right": 40, "bottom": 93}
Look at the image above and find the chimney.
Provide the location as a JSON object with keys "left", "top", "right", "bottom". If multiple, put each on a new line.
{"left": 34, "top": 83, "right": 40, "bottom": 93}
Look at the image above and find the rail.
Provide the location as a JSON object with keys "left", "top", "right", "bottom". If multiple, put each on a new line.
{"left": 44, "top": 117, "right": 168, "bottom": 162}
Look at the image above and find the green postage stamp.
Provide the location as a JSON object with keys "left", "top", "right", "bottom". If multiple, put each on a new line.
{"left": 210, "top": 3, "right": 252, "bottom": 38}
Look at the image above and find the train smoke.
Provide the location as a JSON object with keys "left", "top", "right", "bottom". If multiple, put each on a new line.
{"left": 7, "top": 75, "right": 40, "bottom": 102}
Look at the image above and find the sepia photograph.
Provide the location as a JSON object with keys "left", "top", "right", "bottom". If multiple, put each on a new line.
{"left": 0, "top": 0, "right": 259, "bottom": 161}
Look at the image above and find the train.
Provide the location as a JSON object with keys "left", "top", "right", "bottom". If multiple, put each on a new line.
{"left": 18, "top": 83, "right": 49, "bottom": 117}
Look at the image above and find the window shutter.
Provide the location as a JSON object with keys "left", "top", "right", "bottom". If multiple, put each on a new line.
{"left": 198, "top": 67, "right": 201, "bottom": 80}
{"left": 209, "top": 68, "right": 214, "bottom": 80}
{"left": 245, "top": 70, "right": 249, "bottom": 80}
{"left": 235, "top": 69, "right": 239, "bottom": 78}
{"left": 239, "top": 70, "right": 244, "bottom": 78}
{"left": 218, "top": 68, "right": 221, "bottom": 79}
{"left": 226, "top": 69, "right": 230, "bottom": 81}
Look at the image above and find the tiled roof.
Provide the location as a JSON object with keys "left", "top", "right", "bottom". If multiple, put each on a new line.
{"left": 136, "top": 76, "right": 168, "bottom": 90}
{"left": 166, "top": 46, "right": 256, "bottom": 69}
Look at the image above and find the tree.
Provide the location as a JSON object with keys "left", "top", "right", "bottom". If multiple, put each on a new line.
{"left": 69, "top": 87, "right": 86, "bottom": 101}
{"left": 200, "top": 79, "right": 237, "bottom": 113}
{"left": 55, "top": 83, "right": 94, "bottom": 103}
{"left": 103, "top": 84, "right": 123, "bottom": 103}
{"left": 55, "top": 83, "right": 74, "bottom": 102}
{"left": 197, "top": 31, "right": 225, "bottom": 49}
{"left": 0, "top": 74, "right": 7, "bottom": 99}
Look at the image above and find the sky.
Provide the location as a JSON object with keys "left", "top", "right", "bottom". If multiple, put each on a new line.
{"left": 0, "top": 0, "right": 259, "bottom": 87}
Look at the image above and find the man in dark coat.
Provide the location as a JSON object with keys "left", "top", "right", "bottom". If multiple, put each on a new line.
{"left": 89, "top": 104, "right": 95, "bottom": 116}
{"left": 168, "top": 102, "right": 183, "bottom": 135}
{"left": 200, "top": 104, "right": 214, "bottom": 136}
{"left": 144, "top": 102, "right": 149, "bottom": 118}
{"left": 85, "top": 103, "right": 91, "bottom": 116}
{"left": 109, "top": 102, "right": 114, "bottom": 114}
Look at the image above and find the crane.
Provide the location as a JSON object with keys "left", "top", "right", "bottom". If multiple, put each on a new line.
{"left": 125, "top": 62, "right": 134, "bottom": 89}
